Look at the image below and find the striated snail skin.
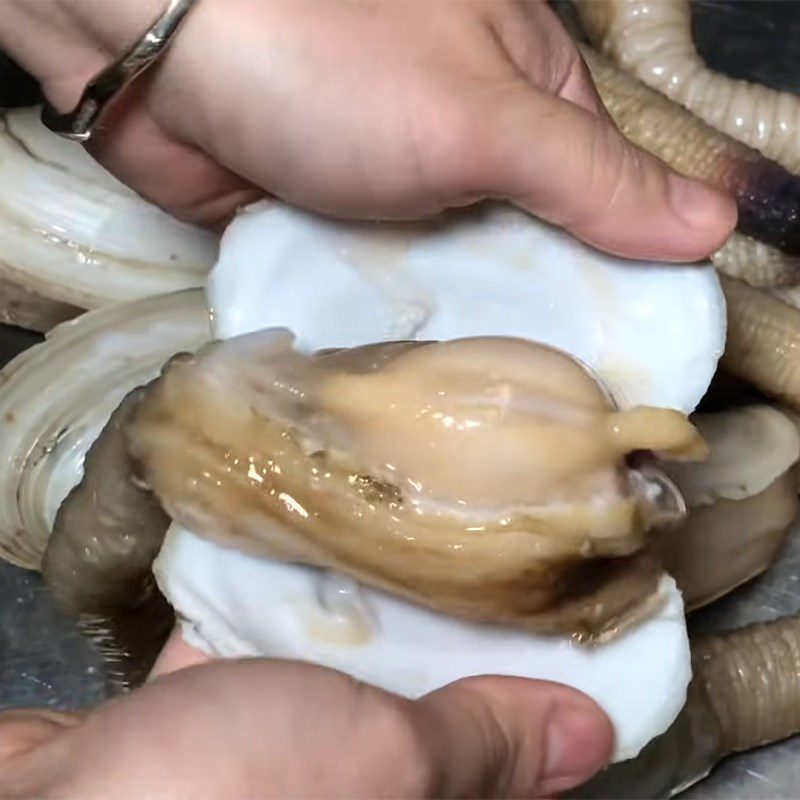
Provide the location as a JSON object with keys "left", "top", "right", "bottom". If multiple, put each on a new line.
{"left": 572, "top": 613, "right": 800, "bottom": 798}
{"left": 663, "top": 406, "right": 800, "bottom": 611}
{"left": 582, "top": 48, "right": 800, "bottom": 264}
{"left": 720, "top": 275, "right": 800, "bottom": 411}
{"left": 41, "top": 384, "right": 177, "bottom": 686}
{"left": 576, "top": 0, "right": 800, "bottom": 176}
{"left": 126, "top": 329, "right": 703, "bottom": 639}
{"left": 711, "top": 235, "right": 800, "bottom": 290}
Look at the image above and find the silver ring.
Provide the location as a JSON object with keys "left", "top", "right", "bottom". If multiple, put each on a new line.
{"left": 41, "top": 0, "right": 197, "bottom": 143}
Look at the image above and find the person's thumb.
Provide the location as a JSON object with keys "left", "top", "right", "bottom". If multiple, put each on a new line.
{"left": 412, "top": 675, "right": 613, "bottom": 798}
{"left": 0, "top": 662, "right": 613, "bottom": 799}
{"left": 481, "top": 86, "right": 736, "bottom": 262}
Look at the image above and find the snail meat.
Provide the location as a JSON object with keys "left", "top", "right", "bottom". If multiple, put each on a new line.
{"left": 0, "top": 201, "right": 728, "bottom": 762}
{"left": 123, "top": 331, "right": 704, "bottom": 636}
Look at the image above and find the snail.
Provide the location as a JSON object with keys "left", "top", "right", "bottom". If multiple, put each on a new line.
{"left": 572, "top": 611, "right": 800, "bottom": 798}
{"left": 581, "top": 47, "right": 800, "bottom": 287}
{"left": 575, "top": 0, "right": 800, "bottom": 175}
{"left": 0, "top": 200, "right": 727, "bottom": 762}
{"left": 719, "top": 275, "right": 800, "bottom": 410}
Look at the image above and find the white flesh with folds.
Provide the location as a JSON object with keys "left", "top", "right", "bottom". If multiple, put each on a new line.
{"left": 209, "top": 201, "right": 725, "bottom": 413}
{"left": 153, "top": 200, "right": 727, "bottom": 761}
{"left": 156, "top": 524, "right": 690, "bottom": 763}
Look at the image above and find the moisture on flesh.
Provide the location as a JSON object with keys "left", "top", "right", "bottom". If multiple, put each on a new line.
{"left": 123, "top": 331, "right": 705, "bottom": 636}
{"left": 125, "top": 331, "right": 704, "bottom": 639}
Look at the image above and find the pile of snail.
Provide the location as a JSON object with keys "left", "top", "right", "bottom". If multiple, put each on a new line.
{"left": 2, "top": 2, "right": 800, "bottom": 796}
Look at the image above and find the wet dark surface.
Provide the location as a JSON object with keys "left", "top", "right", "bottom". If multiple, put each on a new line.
{"left": 692, "top": 1, "right": 800, "bottom": 94}
{"left": 0, "top": 324, "right": 106, "bottom": 712}
{"left": 0, "top": 562, "right": 105, "bottom": 711}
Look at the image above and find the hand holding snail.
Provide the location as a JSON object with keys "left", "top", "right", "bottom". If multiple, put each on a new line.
{"left": 0, "top": 658, "right": 612, "bottom": 799}
{"left": 0, "top": 0, "right": 734, "bottom": 258}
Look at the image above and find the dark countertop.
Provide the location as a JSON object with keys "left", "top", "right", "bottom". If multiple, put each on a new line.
{"left": 0, "top": 325, "right": 105, "bottom": 712}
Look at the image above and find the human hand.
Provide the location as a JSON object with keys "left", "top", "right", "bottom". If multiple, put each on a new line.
{"left": 1, "top": 0, "right": 734, "bottom": 259}
{"left": 0, "top": 647, "right": 612, "bottom": 799}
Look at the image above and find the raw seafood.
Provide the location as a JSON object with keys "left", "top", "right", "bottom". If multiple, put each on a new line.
{"left": 0, "top": 200, "right": 726, "bottom": 760}
{"left": 576, "top": 0, "right": 800, "bottom": 174}
{"left": 582, "top": 47, "right": 800, "bottom": 264}
{"left": 126, "top": 331, "right": 703, "bottom": 637}
{"left": 664, "top": 406, "right": 800, "bottom": 610}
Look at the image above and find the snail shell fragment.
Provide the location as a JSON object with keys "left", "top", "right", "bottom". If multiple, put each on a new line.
{"left": 0, "top": 108, "right": 217, "bottom": 329}
{"left": 0, "top": 290, "right": 210, "bottom": 572}
{"left": 664, "top": 406, "right": 800, "bottom": 611}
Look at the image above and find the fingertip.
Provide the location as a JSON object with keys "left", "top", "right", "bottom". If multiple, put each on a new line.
{"left": 417, "top": 675, "right": 613, "bottom": 798}
{"left": 484, "top": 88, "right": 737, "bottom": 263}
{"left": 573, "top": 173, "right": 737, "bottom": 264}
{"left": 666, "top": 174, "right": 738, "bottom": 259}
{"left": 576, "top": 148, "right": 738, "bottom": 263}
{"left": 466, "top": 677, "right": 614, "bottom": 796}
{"left": 540, "top": 694, "right": 615, "bottom": 796}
